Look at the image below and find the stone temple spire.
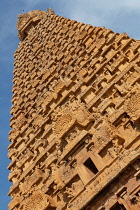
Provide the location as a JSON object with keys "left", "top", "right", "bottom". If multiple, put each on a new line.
{"left": 8, "top": 9, "right": 140, "bottom": 210}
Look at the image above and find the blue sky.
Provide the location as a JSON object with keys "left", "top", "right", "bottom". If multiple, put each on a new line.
{"left": 0, "top": 0, "right": 140, "bottom": 209}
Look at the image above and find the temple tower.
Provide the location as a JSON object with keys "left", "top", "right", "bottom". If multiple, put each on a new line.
{"left": 8, "top": 9, "right": 140, "bottom": 210}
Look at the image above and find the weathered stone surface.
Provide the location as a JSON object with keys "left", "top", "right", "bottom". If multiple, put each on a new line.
{"left": 8, "top": 9, "right": 140, "bottom": 210}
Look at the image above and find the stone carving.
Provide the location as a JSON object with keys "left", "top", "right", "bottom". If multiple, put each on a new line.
{"left": 125, "top": 88, "right": 140, "bottom": 121}
{"left": 32, "top": 114, "right": 44, "bottom": 128}
{"left": 65, "top": 179, "right": 84, "bottom": 198}
{"left": 8, "top": 196, "right": 22, "bottom": 210}
{"left": 17, "top": 10, "right": 47, "bottom": 41}
{"left": 64, "top": 125, "right": 79, "bottom": 144}
{"left": 23, "top": 190, "right": 56, "bottom": 210}
{"left": 47, "top": 8, "right": 55, "bottom": 15}
{"left": 52, "top": 97, "right": 93, "bottom": 139}
{"left": 51, "top": 163, "right": 65, "bottom": 189}
{"left": 65, "top": 185, "right": 77, "bottom": 198}
{"left": 93, "top": 120, "right": 117, "bottom": 150}
{"left": 19, "top": 177, "right": 33, "bottom": 197}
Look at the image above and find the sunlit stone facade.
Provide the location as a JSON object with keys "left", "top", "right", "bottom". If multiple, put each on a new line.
{"left": 8, "top": 9, "right": 140, "bottom": 210}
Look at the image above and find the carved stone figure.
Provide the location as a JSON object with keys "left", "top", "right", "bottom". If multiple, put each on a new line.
{"left": 51, "top": 163, "right": 65, "bottom": 189}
